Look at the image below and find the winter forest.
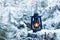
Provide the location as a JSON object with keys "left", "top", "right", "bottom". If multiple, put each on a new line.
{"left": 0, "top": 0, "right": 60, "bottom": 40}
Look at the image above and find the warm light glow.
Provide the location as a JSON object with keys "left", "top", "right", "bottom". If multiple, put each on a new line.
{"left": 33, "top": 23, "right": 40, "bottom": 28}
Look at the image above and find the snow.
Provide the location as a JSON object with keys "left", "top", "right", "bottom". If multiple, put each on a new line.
{"left": 0, "top": 0, "right": 60, "bottom": 40}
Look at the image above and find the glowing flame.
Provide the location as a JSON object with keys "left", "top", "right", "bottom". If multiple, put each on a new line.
{"left": 33, "top": 23, "right": 40, "bottom": 28}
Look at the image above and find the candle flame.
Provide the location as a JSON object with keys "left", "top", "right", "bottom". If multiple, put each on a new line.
{"left": 33, "top": 22, "right": 40, "bottom": 28}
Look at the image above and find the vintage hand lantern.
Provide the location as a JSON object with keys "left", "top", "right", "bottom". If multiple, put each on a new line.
{"left": 31, "top": 1, "right": 42, "bottom": 32}
{"left": 31, "top": 13, "right": 42, "bottom": 32}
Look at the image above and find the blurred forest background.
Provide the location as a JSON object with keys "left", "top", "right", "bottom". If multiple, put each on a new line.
{"left": 0, "top": 0, "right": 60, "bottom": 40}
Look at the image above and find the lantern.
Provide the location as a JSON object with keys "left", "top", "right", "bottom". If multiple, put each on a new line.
{"left": 31, "top": 13, "right": 42, "bottom": 32}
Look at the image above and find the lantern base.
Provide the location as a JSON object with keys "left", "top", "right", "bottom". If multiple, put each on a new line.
{"left": 33, "top": 29, "right": 41, "bottom": 32}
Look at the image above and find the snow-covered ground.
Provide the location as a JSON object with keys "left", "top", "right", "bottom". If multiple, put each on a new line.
{"left": 0, "top": 0, "right": 60, "bottom": 40}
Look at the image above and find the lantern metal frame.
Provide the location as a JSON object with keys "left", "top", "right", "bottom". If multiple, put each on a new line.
{"left": 31, "top": 13, "right": 42, "bottom": 32}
